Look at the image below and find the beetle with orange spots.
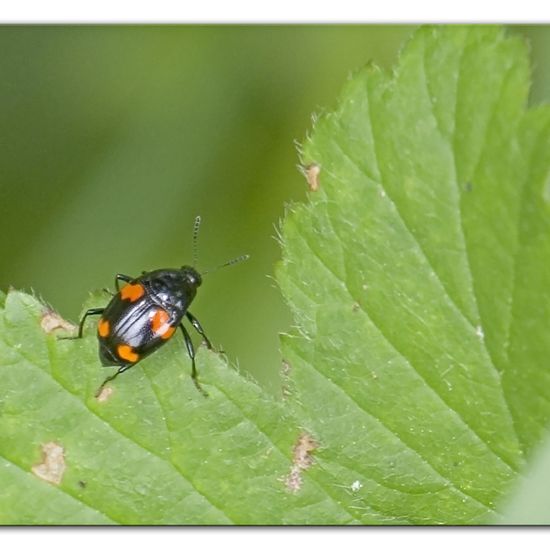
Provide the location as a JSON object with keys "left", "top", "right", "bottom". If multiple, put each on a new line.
{"left": 65, "top": 216, "right": 248, "bottom": 398}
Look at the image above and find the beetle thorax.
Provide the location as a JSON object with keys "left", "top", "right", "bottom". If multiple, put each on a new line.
{"left": 142, "top": 267, "right": 201, "bottom": 312}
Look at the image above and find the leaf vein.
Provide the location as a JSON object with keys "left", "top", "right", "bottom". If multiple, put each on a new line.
{"left": 0, "top": 453, "right": 119, "bottom": 524}
{"left": 290, "top": 339, "right": 493, "bottom": 514}
{"left": 2, "top": 331, "right": 233, "bottom": 524}
{"left": 208, "top": 374, "right": 361, "bottom": 523}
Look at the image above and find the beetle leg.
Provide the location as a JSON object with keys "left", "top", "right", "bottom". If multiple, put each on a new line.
{"left": 101, "top": 273, "right": 133, "bottom": 296}
{"left": 186, "top": 311, "right": 212, "bottom": 349}
{"left": 95, "top": 364, "right": 133, "bottom": 397}
{"left": 59, "top": 307, "right": 105, "bottom": 340}
{"left": 115, "top": 273, "right": 134, "bottom": 292}
{"left": 180, "top": 323, "right": 209, "bottom": 397}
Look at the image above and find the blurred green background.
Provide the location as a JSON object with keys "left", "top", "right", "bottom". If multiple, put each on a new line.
{"left": 0, "top": 25, "right": 548, "bottom": 394}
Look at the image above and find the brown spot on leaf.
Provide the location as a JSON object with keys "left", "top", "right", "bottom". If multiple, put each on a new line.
{"left": 41, "top": 311, "right": 77, "bottom": 334}
{"left": 284, "top": 432, "right": 318, "bottom": 493}
{"left": 32, "top": 442, "right": 66, "bottom": 485}
{"left": 96, "top": 386, "right": 113, "bottom": 402}
{"left": 120, "top": 282, "right": 145, "bottom": 302}
{"left": 300, "top": 163, "right": 321, "bottom": 192}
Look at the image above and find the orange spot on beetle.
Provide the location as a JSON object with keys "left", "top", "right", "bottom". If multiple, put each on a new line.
{"left": 120, "top": 283, "right": 145, "bottom": 302}
{"left": 151, "top": 309, "right": 176, "bottom": 340}
{"left": 161, "top": 325, "right": 176, "bottom": 340}
{"left": 117, "top": 344, "right": 139, "bottom": 363}
{"left": 97, "top": 319, "right": 110, "bottom": 338}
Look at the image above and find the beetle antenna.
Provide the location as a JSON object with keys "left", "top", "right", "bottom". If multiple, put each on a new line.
{"left": 202, "top": 254, "right": 250, "bottom": 276}
{"left": 192, "top": 215, "right": 201, "bottom": 268}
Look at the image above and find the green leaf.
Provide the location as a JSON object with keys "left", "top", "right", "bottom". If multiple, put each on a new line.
{"left": 497, "top": 431, "right": 550, "bottom": 524}
{"left": 0, "top": 291, "right": 353, "bottom": 524}
{"left": 2, "top": 25, "right": 550, "bottom": 526}
{"left": 277, "top": 25, "right": 550, "bottom": 524}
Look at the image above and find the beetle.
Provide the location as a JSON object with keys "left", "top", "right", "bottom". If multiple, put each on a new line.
{"left": 66, "top": 216, "right": 248, "bottom": 397}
